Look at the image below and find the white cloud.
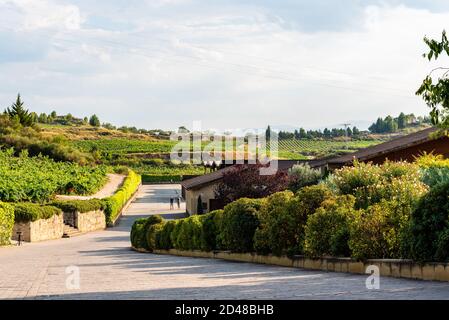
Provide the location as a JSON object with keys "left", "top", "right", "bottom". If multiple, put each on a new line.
{"left": 0, "top": 0, "right": 82, "bottom": 30}
{"left": 0, "top": 2, "right": 449, "bottom": 130}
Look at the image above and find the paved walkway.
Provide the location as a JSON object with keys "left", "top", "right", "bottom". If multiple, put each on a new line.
{"left": 1, "top": 184, "right": 449, "bottom": 299}
{"left": 55, "top": 173, "right": 125, "bottom": 200}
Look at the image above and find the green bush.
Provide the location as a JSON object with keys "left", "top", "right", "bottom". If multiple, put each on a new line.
{"left": 326, "top": 160, "right": 427, "bottom": 209}
{"left": 200, "top": 210, "right": 223, "bottom": 252}
{"left": 0, "top": 202, "right": 14, "bottom": 245}
{"left": 130, "top": 215, "right": 164, "bottom": 250}
{"left": 349, "top": 200, "right": 411, "bottom": 260}
{"left": 220, "top": 198, "right": 264, "bottom": 252}
{"left": 408, "top": 182, "right": 449, "bottom": 262}
{"left": 174, "top": 215, "right": 203, "bottom": 251}
{"left": 104, "top": 170, "right": 141, "bottom": 225}
{"left": 156, "top": 220, "right": 177, "bottom": 250}
{"left": 254, "top": 185, "right": 332, "bottom": 256}
{"left": 254, "top": 191, "right": 294, "bottom": 256}
{"left": 288, "top": 163, "right": 323, "bottom": 192}
{"left": 304, "top": 195, "right": 357, "bottom": 257}
{"left": 130, "top": 218, "right": 148, "bottom": 250}
{"left": 50, "top": 199, "right": 104, "bottom": 213}
{"left": 170, "top": 219, "right": 183, "bottom": 248}
{"left": 13, "top": 203, "right": 62, "bottom": 223}
{"left": 146, "top": 216, "right": 165, "bottom": 251}
{"left": 141, "top": 174, "right": 182, "bottom": 183}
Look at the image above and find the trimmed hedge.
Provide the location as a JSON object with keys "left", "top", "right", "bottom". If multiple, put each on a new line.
{"left": 141, "top": 174, "right": 182, "bottom": 183}
{"left": 50, "top": 199, "right": 104, "bottom": 213}
{"left": 14, "top": 203, "right": 62, "bottom": 223}
{"left": 131, "top": 218, "right": 149, "bottom": 250}
{"left": 0, "top": 202, "right": 14, "bottom": 245}
{"left": 220, "top": 198, "right": 264, "bottom": 252}
{"left": 156, "top": 220, "right": 177, "bottom": 250}
{"left": 145, "top": 215, "right": 165, "bottom": 251}
{"left": 104, "top": 170, "right": 141, "bottom": 225}
{"left": 304, "top": 195, "right": 357, "bottom": 257}
{"left": 255, "top": 185, "right": 333, "bottom": 256}
{"left": 130, "top": 215, "right": 164, "bottom": 250}
{"left": 173, "top": 215, "right": 202, "bottom": 251}
{"left": 200, "top": 210, "right": 223, "bottom": 251}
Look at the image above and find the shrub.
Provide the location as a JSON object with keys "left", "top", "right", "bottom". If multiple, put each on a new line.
{"left": 50, "top": 199, "right": 104, "bottom": 213}
{"left": 104, "top": 170, "right": 141, "bottom": 225}
{"left": 145, "top": 215, "right": 165, "bottom": 251}
{"left": 407, "top": 182, "right": 449, "bottom": 262}
{"left": 417, "top": 154, "right": 449, "bottom": 188}
{"left": 326, "top": 160, "right": 427, "bottom": 209}
{"left": 200, "top": 210, "right": 223, "bottom": 251}
{"left": 130, "top": 215, "right": 164, "bottom": 250}
{"left": 130, "top": 218, "right": 148, "bottom": 250}
{"left": 174, "top": 215, "right": 203, "bottom": 251}
{"left": 13, "top": 203, "right": 62, "bottom": 223}
{"left": 254, "top": 191, "right": 294, "bottom": 256}
{"left": 220, "top": 198, "right": 264, "bottom": 252}
{"left": 170, "top": 219, "right": 185, "bottom": 249}
{"left": 349, "top": 200, "right": 411, "bottom": 260}
{"left": 0, "top": 202, "right": 14, "bottom": 245}
{"left": 304, "top": 195, "right": 357, "bottom": 257}
{"left": 156, "top": 220, "right": 177, "bottom": 250}
{"left": 254, "top": 185, "right": 333, "bottom": 256}
{"left": 288, "top": 163, "right": 323, "bottom": 192}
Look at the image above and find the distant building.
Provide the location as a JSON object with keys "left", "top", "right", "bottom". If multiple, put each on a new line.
{"left": 181, "top": 160, "right": 325, "bottom": 215}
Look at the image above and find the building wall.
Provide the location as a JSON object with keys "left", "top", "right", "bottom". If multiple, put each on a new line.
{"left": 185, "top": 183, "right": 217, "bottom": 215}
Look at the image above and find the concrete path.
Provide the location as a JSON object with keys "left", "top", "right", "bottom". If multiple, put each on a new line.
{"left": 55, "top": 173, "right": 125, "bottom": 200}
{"left": 1, "top": 184, "right": 449, "bottom": 299}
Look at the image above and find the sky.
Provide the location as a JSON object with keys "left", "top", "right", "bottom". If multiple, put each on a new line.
{"left": 0, "top": 0, "right": 449, "bottom": 132}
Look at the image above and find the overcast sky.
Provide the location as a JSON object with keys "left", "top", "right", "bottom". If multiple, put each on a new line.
{"left": 0, "top": 0, "right": 448, "bottom": 131}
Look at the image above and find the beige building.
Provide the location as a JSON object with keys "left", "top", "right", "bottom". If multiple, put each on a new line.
{"left": 181, "top": 166, "right": 233, "bottom": 215}
{"left": 181, "top": 160, "right": 315, "bottom": 215}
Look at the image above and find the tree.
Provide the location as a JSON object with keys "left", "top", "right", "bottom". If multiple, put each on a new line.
{"left": 38, "top": 113, "right": 48, "bottom": 123}
{"left": 416, "top": 30, "right": 449, "bottom": 126}
{"left": 265, "top": 125, "right": 271, "bottom": 141}
{"left": 89, "top": 114, "right": 100, "bottom": 127}
{"left": 215, "top": 163, "right": 289, "bottom": 204}
{"left": 50, "top": 111, "right": 57, "bottom": 118}
{"left": 398, "top": 112, "right": 407, "bottom": 129}
{"left": 197, "top": 195, "right": 204, "bottom": 215}
{"left": 5, "top": 94, "right": 33, "bottom": 126}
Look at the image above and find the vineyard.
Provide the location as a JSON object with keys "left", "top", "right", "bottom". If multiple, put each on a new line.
{"left": 0, "top": 149, "right": 107, "bottom": 203}
{"left": 72, "top": 139, "right": 178, "bottom": 154}
{"left": 276, "top": 139, "right": 381, "bottom": 159}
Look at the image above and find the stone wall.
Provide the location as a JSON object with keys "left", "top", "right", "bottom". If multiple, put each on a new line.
{"left": 76, "top": 210, "right": 106, "bottom": 233}
{"left": 151, "top": 249, "right": 449, "bottom": 283}
{"left": 12, "top": 214, "right": 64, "bottom": 242}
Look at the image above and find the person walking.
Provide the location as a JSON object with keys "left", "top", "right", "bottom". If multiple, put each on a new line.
{"left": 170, "top": 197, "right": 174, "bottom": 210}
{"left": 176, "top": 196, "right": 181, "bottom": 209}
